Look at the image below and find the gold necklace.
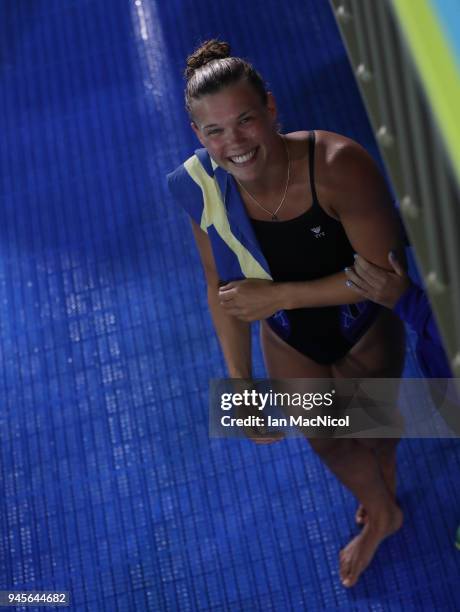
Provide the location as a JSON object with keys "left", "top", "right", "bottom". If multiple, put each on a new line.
{"left": 235, "top": 135, "right": 290, "bottom": 221}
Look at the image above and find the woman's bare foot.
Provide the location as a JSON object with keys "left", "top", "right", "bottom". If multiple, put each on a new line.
{"left": 341, "top": 503, "right": 403, "bottom": 587}
{"left": 356, "top": 449, "right": 397, "bottom": 525}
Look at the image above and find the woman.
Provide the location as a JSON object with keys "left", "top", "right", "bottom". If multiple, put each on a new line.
{"left": 167, "top": 40, "right": 406, "bottom": 588}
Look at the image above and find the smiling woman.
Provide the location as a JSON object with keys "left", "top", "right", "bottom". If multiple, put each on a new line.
{"left": 167, "top": 39, "right": 407, "bottom": 588}
{"left": 191, "top": 79, "right": 277, "bottom": 182}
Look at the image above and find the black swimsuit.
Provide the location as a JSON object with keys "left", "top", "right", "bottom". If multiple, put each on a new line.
{"left": 250, "top": 131, "right": 379, "bottom": 365}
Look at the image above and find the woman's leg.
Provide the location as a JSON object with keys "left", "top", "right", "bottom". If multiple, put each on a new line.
{"left": 329, "top": 309, "right": 405, "bottom": 586}
{"left": 259, "top": 312, "right": 405, "bottom": 587}
{"left": 332, "top": 309, "right": 406, "bottom": 524}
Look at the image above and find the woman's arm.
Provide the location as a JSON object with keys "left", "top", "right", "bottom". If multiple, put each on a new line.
{"left": 322, "top": 133, "right": 405, "bottom": 265}
{"left": 190, "top": 219, "right": 252, "bottom": 378}
{"left": 219, "top": 272, "right": 364, "bottom": 320}
{"left": 192, "top": 222, "right": 284, "bottom": 443}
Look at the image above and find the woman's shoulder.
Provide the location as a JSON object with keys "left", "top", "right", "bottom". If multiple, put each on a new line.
{"left": 314, "top": 130, "right": 377, "bottom": 185}
{"left": 308, "top": 131, "right": 383, "bottom": 217}
{"left": 285, "top": 129, "right": 356, "bottom": 145}
{"left": 285, "top": 130, "right": 365, "bottom": 163}
{"left": 315, "top": 130, "right": 367, "bottom": 161}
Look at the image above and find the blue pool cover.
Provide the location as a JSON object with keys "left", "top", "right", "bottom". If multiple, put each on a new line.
{"left": 1, "top": 1, "right": 459, "bottom": 610}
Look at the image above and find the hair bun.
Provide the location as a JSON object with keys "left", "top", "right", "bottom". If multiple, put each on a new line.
{"left": 185, "top": 40, "right": 231, "bottom": 80}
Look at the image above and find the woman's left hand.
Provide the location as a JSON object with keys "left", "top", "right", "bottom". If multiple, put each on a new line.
{"left": 218, "top": 279, "right": 280, "bottom": 322}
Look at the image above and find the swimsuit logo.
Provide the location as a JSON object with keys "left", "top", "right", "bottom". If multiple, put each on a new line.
{"left": 310, "top": 226, "right": 326, "bottom": 238}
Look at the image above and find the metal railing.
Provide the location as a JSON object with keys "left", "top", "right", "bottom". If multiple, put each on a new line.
{"left": 330, "top": 0, "right": 460, "bottom": 375}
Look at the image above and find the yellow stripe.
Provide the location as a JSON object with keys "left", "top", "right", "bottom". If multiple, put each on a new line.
{"left": 391, "top": 0, "right": 460, "bottom": 182}
{"left": 184, "top": 156, "right": 272, "bottom": 280}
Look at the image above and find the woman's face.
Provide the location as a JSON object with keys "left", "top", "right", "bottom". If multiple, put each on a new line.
{"left": 190, "top": 80, "right": 278, "bottom": 182}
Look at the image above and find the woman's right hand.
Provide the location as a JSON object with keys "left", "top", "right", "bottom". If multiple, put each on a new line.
{"left": 231, "top": 379, "right": 284, "bottom": 445}
{"left": 344, "top": 251, "right": 412, "bottom": 309}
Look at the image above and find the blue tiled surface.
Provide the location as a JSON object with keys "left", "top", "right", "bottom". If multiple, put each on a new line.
{"left": 0, "top": 1, "right": 459, "bottom": 610}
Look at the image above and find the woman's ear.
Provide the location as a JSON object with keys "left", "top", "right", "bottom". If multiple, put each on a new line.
{"left": 191, "top": 121, "right": 205, "bottom": 146}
